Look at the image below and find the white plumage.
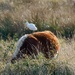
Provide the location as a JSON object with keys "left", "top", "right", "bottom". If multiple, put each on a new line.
{"left": 25, "top": 21, "right": 37, "bottom": 31}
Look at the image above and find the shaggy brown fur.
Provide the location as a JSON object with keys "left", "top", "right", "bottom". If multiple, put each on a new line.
{"left": 11, "top": 31, "right": 60, "bottom": 63}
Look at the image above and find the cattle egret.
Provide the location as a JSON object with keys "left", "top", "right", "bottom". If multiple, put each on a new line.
{"left": 25, "top": 21, "right": 37, "bottom": 31}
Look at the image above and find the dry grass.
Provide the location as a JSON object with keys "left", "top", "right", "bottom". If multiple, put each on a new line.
{"left": 0, "top": 0, "right": 75, "bottom": 74}
{"left": 0, "top": 37, "right": 75, "bottom": 75}
{"left": 0, "top": 0, "right": 75, "bottom": 39}
{"left": 0, "top": 0, "right": 75, "bottom": 25}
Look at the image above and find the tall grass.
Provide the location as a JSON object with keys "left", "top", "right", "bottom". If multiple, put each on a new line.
{"left": 0, "top": 0, "right": 75, "bottom": 39}
{"left": 0, "top": 37, "right": 75, "bottom": 75}
{"left": 0, "top": 0, "right": 75, "bottom": 74}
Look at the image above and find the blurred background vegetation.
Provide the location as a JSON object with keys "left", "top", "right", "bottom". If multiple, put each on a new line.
{"left": 0, "top": 0, "right": 75, "bottom": 40}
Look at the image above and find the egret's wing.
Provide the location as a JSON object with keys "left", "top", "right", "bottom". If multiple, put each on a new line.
{"left": 28, "top": 23, "right": 37, "bottom": 31}
{"left": 30, "top": 24, "right": 37, "bottom": 30}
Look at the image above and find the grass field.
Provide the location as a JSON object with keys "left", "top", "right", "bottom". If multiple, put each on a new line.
{"left": 0, "top": 37, "right": 75, "bottom": 75}
{"left": 0, "top": 0, "right": 75, "bottom": 75}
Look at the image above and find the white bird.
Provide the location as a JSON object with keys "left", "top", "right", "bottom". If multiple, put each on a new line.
{"left": 25, "top": 21, "right": 37, "bottom": 31}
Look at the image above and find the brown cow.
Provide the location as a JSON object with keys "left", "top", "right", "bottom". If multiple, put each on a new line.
{"left": 11, "top": 31, "right": 60, "bottom": 63}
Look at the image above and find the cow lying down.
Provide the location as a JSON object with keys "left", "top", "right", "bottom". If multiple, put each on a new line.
{"left": 11, "top": 31, "right": 60, "bottom": 63}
